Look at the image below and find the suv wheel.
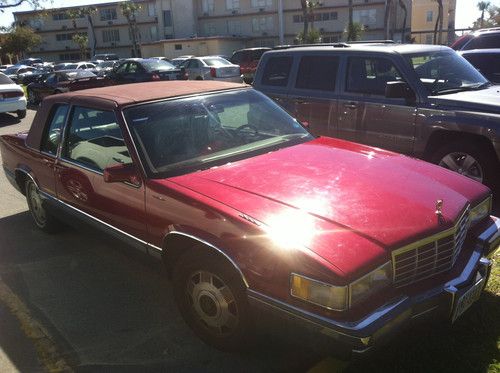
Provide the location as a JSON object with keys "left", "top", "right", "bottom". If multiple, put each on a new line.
{"left": 173, "top": 249, "right": 253, "bottom": 351}
{"left": 430, "top": 141, "right": 497, "bottom": 189}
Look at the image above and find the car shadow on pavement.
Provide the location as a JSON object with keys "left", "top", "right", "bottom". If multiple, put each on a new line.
{"left": 0, "top": 113, "right": 21, "bottom": 126}
{"left": 0, "top": 212, "right": 322, "bottom": 373}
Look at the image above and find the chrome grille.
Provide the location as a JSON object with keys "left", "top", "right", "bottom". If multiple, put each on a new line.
{"left": 392, "top": 207, "right": 470, "bottom": 288}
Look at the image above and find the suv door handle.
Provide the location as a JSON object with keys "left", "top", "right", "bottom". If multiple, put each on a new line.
{"left": 344, "top": 102, "right": 358, "bottom": 109}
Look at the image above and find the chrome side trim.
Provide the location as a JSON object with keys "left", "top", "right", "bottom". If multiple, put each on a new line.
{"left": 164, "top": 231, "right": 249, "bottom": 288}
{"left": 38, "top": 190, "right": 160, "bottom": 256}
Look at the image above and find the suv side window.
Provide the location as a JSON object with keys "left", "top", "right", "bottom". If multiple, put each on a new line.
{"left": 296, "top": 56, "right": 339, "bottom": 91}
{"left": 465, "top": 35, "right": 500, "bottom": 50}
{"left": 41, "top": 104, "right": 68, "bottom": 155}
{"left": 261, "top": 56, "right": 292, "bottom": 87}
{"left": 230, "top": 52, "right": 242, "bottom": 64}
{"left": 346, "top": 57, "right": 402, "bottom": 95}
{"left": 63, "top": 107, "right": 131, "bottom": 171}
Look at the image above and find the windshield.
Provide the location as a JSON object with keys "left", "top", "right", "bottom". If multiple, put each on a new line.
{"left": 4, "top": 66, "right": 20, "bottom": 74}
{"left": 407, "top": 51, "right": 488, "bottom": 95}
{"left": 0, "top": 73, "right": 14, "bottom": 84}
{"left": 202, "top": 58, "right": 232, "bottom": 66}
{"left": 124, "top": 89, "right": 312, "bottom": 177}
{"left": 142, "top": 59, "right": 176, "bottom": 71}
{"left": 98, "top": 61, "right": 115, "bottom": 68}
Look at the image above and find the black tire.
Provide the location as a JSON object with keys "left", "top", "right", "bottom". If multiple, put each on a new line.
{"left": 25, "top": 179, "right": 61, "bottom": 233}
{"left": 195, "top": 76, "right": 203, "bottom": 80}
{"left": 172, "top": 248, "right": 253, "bottom": 351}
{"left": 430, "top": 141, "right": 498, "bottom": 191}
{"left": 17, "top": 109, "right": 26, "bottom": 119}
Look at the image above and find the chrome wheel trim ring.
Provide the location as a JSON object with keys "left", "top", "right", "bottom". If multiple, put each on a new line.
{"left": 186, "top": 270, "right": 239, "bottom": 335}
{"left": 27, "top": 182, "right": 46, "bottom": 226}
{"left": 438, "top": 152, "right": 484, "bottom": 183}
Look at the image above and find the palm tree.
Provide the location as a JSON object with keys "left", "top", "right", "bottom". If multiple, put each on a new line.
{"left": 300, "top": 0, "right": 309, "bottom": 40}
{"left": 478, "top": 1, "right": 491, "bottom": 28}
{"left": 120, "top": 1, "right": 141, "bottom": 57}
{"left": 432, "top": 0, "right": 443, "bottom": 44}
{"left": 398, "top": 0, "right": 408, "bottom": 42}
{"left": 347, "top": 0, "right": 354, "bottom": 41}
{"left": 384, "top": 0, "right": 393, "bottom": 40}
{"left": 307, "top": 1, "right": 320, "bottom": 30}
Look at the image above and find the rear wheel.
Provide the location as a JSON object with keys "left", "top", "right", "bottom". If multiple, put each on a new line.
{"left": 17, "top": 110, "right": 26, "bottom": 119}
{"left": 25, "top": 179, "right": 60, "bottom": 233}
{"left": 430, "top": 141, "right": 497, "bottom": 190}
{"left": 172, "top": 249, "right": 253, "bottom": 351}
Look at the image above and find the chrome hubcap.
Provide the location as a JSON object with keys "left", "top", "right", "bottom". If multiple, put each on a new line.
{"left": 187, "top": 271, "right": 238, "bottom": 335}
{"left": 439, "top": 152, "right": 484, "bottom": 183}
{"left": 28, "top": 183, "right": 46, "bottom": 226}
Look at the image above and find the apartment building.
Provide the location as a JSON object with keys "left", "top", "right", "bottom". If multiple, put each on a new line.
{"left": 411, "top": 0, "right": 457, "bottom": 44}
{"left": 15, "top": 0, "right": 451, "bottom": 61}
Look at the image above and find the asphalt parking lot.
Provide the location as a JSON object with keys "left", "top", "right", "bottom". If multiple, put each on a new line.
{"left": 0, "top": 109, "right": 498, "bottom": 373}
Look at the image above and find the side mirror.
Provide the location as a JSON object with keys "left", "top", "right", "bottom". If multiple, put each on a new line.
{"left": 385, "top": 81, "right": 415, "bottom": 100}
{"left": 103, "top": 163, "right": 141, "bottom": 187}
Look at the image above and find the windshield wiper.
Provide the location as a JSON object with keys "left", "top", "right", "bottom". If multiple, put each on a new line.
{"left": 432, "top": 82, "right": 491, "bottom": 95}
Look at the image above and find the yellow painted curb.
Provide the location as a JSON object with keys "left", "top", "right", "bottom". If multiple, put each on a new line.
{"left": 0, "top": 278, "right": 73, "bottom": 373}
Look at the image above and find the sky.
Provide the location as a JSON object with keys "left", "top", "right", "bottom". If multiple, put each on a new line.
{"left": 1, "top": 0, "right": 500, "bottom": 29}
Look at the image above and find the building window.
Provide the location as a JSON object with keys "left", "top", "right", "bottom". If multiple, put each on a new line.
{"left": 251, "top": 0, "right": 272, "bottom": 7}
{"left": 100, "top": 8, "right": 117, "bottom": 21}
{"left": 163, "top": 10, "right": 172, "bottom": 27}
{"left": 175, "top": 44, "right": 182, "bottom": 50}
{"left": 226, "top": 0, "right": 240, "bottom": 10}
{"left": 426, "top": 10, "right": 433, "bottom": 22}
{"left": 425, "top": 34, "right": 433, "bottom": 44}
{"left": 293, "top": 15, "right": 301, "bottom": 23}
{"left": 56, "top": 32, "right": 87, "bottom": 41}
{"left": 202, "top": 0, "right": 215, "bottom": 14}
{"left": 150, "top": 26, "right": 158, "bottom": 40}
{"left": 148, "top": 2, "right": 156, "bottom": 17}
{"left": 322, "top": 35, "right": 339, "bottom": 43}
{"left": 353, "top": 9, "right": 377, "bottom": 26}
{"left": 203, "top": 23, "right": 217, "bottom": 36}
{"left": 102, "top": 29, "right": 120, "bottom": 43}
{"left": 252, "top": 16, "right": 274, "bottom": 32}
{"left": 227, "top": 20, "right": 242, "bottom": 35}
{"left": 330, "top": 11, "right": 338, "bottom": 20}
{"left": 59, "top": 52, "right": 80, "bottom": 61}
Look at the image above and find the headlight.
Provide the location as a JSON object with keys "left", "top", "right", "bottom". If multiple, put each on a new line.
{"left": 470, "top": 196, "right": 492, "bottom": 226}
{"left": 349, "top": 262, "right": 392, "bottom": 307}
{"left": 290, "top": 273, "right": 348, "bottom": 311}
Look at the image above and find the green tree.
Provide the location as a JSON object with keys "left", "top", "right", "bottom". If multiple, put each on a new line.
{"left": 346, "top": 0, "right": 354, "bottom": 41}
{"left": 72, "top": 33, "right": 88, "bottom": 60}
{"left": 0, "top": 0, "right": 45, "bottom": 11}
{"left": 345, "top": 22, "right": 364, "bottom": 42}
{"left": 296, "top": 29, "right": 322, "bottom": 44}
{"left": 472, "top": 5, "right": 499, "bottom": 28}
{"left": 2, "top": 25, "right": 41, "bottom": 59}
{"left": 398, "top": 0, "right": 408, "bottom": 43}
{"left": 300, "top": 0, "right": 309, "bottom": 40}
{"left": 384, "top": 0, "right": 393, "bottom": 40}
{"left": 65, "top": 7, "right": 97, "bottom": 57}
{"left": 432, "top": 0, "right": 444, "bottom": 44}
{"left": 477, "top": 1, "right": 491, "bottom": 28}
{"left": 120, "top": 1, "right": 141, "bottom": 57}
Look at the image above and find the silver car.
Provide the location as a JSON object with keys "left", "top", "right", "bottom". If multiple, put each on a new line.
{"left": 183, "top": 57, "right": 242, "bottom": 83}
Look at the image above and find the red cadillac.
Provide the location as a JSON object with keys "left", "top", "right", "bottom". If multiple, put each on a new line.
{"left": 1, "top": 81, "right": 499, "bottom": 355}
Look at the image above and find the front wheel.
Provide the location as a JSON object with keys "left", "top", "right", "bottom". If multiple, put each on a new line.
{"left": 25, "top": 180, "right": 60, "bottom": 233}
{"left": 430, "top": 141, "right": 497, "bottom": 190}
{"left": 17, "top": 109, "right": 26, "bottom": 119}
{"left": 172, "top": 249, "right": 253, "bottom": 351}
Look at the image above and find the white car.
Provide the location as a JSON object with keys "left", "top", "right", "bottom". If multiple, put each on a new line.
{"left": 0, "top": 73, "right": 26, "bottom": 118}
{"left": 183, "top": 56, "right": 242, "bottom": 83}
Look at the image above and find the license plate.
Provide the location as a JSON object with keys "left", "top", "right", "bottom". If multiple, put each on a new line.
{"left": 451, "top": 278, "right": 485, "bottom": 323}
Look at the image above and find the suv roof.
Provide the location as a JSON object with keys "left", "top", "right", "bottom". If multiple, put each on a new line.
{"left": 264, "top": 43, "right": 448, "bottom": 55}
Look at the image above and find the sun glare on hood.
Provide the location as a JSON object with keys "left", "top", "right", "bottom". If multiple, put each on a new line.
{"left": 264, "top": 209, "right": 318, "bottom": 249}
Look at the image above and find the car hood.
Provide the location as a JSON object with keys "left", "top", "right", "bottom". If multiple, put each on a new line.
{"left": 429, "top": 85, "right": 500, "bottom": 114}
{"left": 167, "top": 137, "right": 489, "bottom": 276}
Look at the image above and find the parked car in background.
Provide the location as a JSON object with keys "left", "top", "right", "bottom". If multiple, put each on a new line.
{"left": 91, "top": 53, "right": 119, "bottom": 63}
{"left": 0, "top": 72, "right": 26, "bottom": 118}
{"left": 95, "top": 60, "right": 119, "bottom": 76}
{"left": 451, "top": 29, "right": 500, "bottom": 50}
{"left": 4, "top": 65, "right": 37, "bottom": 84}
{"left": 171, "top": 55, "right": 195, "bottom": 67}
{"left": 150, "top": 56, "right": 171, "bottom": 62}
{"left": 1, "top": 81, "right": 499, "bottom": 355}
{"left": 18, "top": 69, "right": 52, "bottom": 86}
{"left": 253, "top": 44, "right": 500, "bottom": 191}
{"left": 109, "top": 58, "right": 182, "bottom": 84}
{"left": 15, "top": 57, "right": 43, "bottom": 66}
{"left": 26, "top": 70, "right": 113, "bottom": 105}
{"left": 55, "top": 62, "right": 97, "bottom": 72}
{"left": 230, "top": 47, "right": 270, "bottom": 83}
{"left": 0, "top": 64, "right": 14, "bottom": 72}
{"left": 183, "top": 56, "right": 242, "bottom": 83}
{"left": 459, "top": 49, "right": 500, "bottom": 83}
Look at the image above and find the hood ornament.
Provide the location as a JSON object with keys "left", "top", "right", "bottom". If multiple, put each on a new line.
{"left": 435, "top": 199, "right": 443, "bottom": 216}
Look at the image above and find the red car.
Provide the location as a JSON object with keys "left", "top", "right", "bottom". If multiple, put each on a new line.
{"left": 1, "top": 81, "right": 498, "bottom": 354}
{"left": 230, "top": 47, "right": 270, "bottom": 83}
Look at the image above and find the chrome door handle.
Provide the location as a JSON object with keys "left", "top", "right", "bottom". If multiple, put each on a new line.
{"left": 344, "top": 102, "right": 358, "bottom": 109}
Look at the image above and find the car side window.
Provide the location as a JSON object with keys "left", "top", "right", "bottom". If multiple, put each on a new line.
{"left": 41, "top": 104, "right": 69, "bottom": 155}
{"left": 465, "top": 35, "right": 500, "bottom": 50}
{"left": 115, "top": 62, "right": 128, "bottom": 74}
{"left": 296, "top": 56, "right": 339, "bottom": 91}
{"left": 62, "top": 106, "right": 131, "bottom": 171}
{"left": 261, "top": 56, "right": 292, "bottom": 87}
{"left": 346, "top": 57, "right": 402, "bottom": 95}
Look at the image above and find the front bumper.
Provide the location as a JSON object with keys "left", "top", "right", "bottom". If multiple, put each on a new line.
{"left": 248, "top": 217, "right": 500, "bottom": 355}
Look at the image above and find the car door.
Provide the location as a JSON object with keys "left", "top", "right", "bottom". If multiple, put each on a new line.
{"left": 55, "top": 105, "right": 148, "bottom": 242}
{"left": 288, "top": 54, "right": 340, "bottom": 137}
{"left": 338, "top": 56, "right": 416, "bottom": 154}
{"left": 112, "top": 62, "right": 130, "bottom": 84}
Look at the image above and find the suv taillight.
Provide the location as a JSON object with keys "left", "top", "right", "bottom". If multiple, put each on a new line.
{"left": 210, "top": 67, "right": 217, "bottom": 78}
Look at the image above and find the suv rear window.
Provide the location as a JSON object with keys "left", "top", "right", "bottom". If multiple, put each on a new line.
{"left": 464, "top": 34, "right": 500, "bottom": 50}
{"left": 296, "top": 56, "right": 339, "bottom": 91}
{"left": 261, "top": 56, "right": 292, "bottom": 87}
